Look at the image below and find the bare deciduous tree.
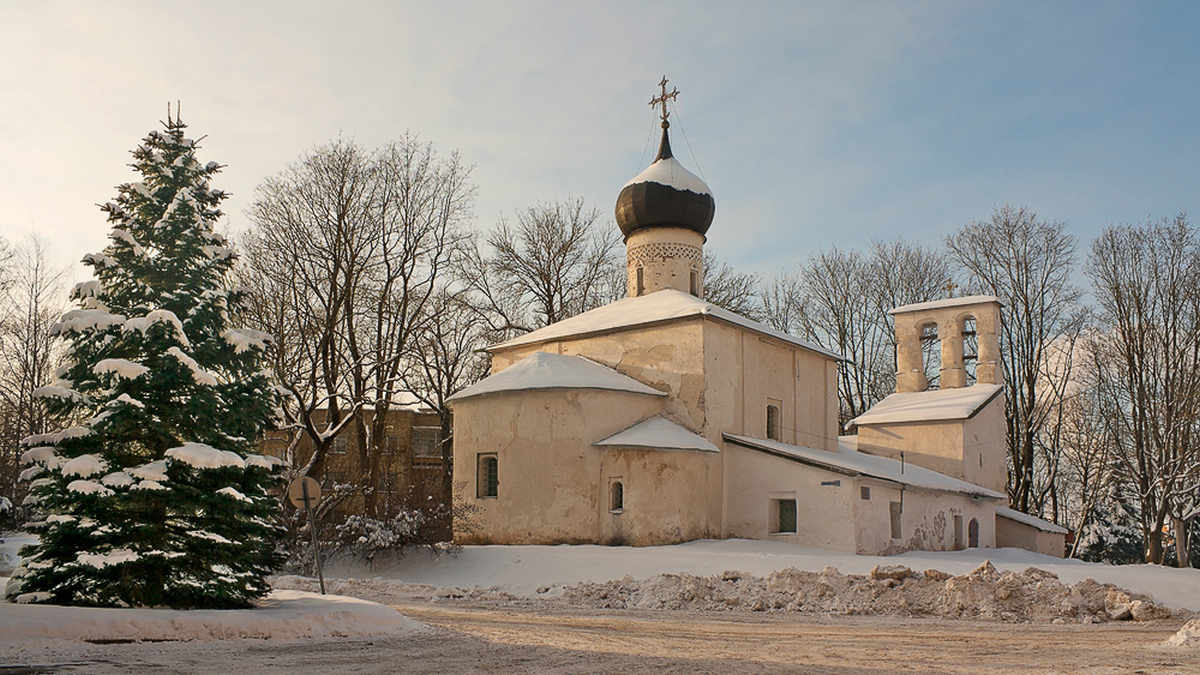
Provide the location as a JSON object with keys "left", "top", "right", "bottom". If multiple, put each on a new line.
{"left": 702, "top": 252, "right": 761, "bottom": 318}
{"left": 460, "top": 197, "right": 622, "bottom": 339}
{"left": 1086, "top": 213, "right": 1200, "bottom": 565}
{"left": 946, "top": 205, "right": 1085, "bottom": 516}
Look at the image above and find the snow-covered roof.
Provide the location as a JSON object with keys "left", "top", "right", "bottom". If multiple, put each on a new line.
{"left": 889, "top": 295, "right": 1003, "bottom": 316}
{"left": 849, "top": 384, "right": 1003, "bottom": 427}
{"left": 996, "top": 505, "right": 1069, "bottom": 534}
{"left": 593, "top": 416, "right": 719, "bottom": 453}
{"left": 447, "top": 351, "right": 666, "bottom": 403}
{"left": 723, "top": 433, "right": 1005, "bottom": 501}
{"left": 623, "top": 156, "right": 712, "bottom": 195}
{"left": 489, "top": 289, "right": 843, "bottom": 361}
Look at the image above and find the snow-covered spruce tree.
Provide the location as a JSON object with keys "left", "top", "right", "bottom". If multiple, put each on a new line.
{"left": 6, "top": 115, "right": 284, "bottom": 609}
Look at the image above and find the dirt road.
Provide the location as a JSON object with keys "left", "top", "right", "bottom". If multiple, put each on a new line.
{"left": 6, "top": 603, "right": 1196, "bottom": 674}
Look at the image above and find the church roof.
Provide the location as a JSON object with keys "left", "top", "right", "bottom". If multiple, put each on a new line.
{"left": 848, "top": 384, "right": 1003, "bottom": 427}
{"left": 593, "top": 416, "right": 719, "bottom": 453}
{"left": 996, "top": 505, "right": 1069, "bottom": 535}
{"left": 724, "top": 433, "right": 1005, "bottom": 501}
{"left": 488, "top": 289, "right": 844, "bottom": 361}
{"left": 447, "top": 352, "right": 666, "bottom": 403}
{"left": 889, "top": 294, "right": 1003, "bottom": 316}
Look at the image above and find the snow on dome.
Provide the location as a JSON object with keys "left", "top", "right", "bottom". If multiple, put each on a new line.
{"left": 166, "top": 442, "right": 245, "bottom": 470}
{"left": 67, "top": 480, "right": 114, "bottom": 496}
{"left": 166, "top": 347, "right": 218, "bottom": 386}
{"left": 93, "top": 358, "right": 150, "bottom": 380}
{"left": 129, "top": 459, "right": 168, "bottom": 482}
{"left": 593, "top": 416, "right": 719, "bottom": 453}
{"left": 849, "top": 384, "right": 1004, "bottom": 427}
{"left": 623, "top": 155, "right": 711, "bottom": 195}
{"left": 60, "top": 454, "right": 107, "bottom": 478}
{"left": 448, "top": 352, "right": 666, "bottom": 402}
{"left": 217, "top": 486, "right": 252, "bottom": 503}
{"left": 490, "top": 289, "right": 842, "bottom": 361}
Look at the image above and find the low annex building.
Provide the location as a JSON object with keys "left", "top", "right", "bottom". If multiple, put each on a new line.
{"left": 450, "top": 83, "right": 1064, "bottom": 557}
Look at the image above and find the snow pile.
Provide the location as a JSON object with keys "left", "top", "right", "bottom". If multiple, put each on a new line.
{"left": 559, "top": 561, "right": 1174, "bottom": 623}
{"left": 0, "top": 589, "right": 422, "bottom": 645}
{"left": 1166, "top": 618, "right": 1200, "bottom": 646}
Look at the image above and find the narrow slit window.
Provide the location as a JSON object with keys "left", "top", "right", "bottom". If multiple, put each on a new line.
{"left": 477, "top": 454, "right": 498, "bottom": 498}
{"left": 766, "top": 404, "right": 781, "bottom": 441}
{"left": 610, "top": 481, "right": 624, "bottom": 512}
{"left": 890, "top": 501, "right": 902, "bottom": 539}
{"left": 636, "top": 266, "right": 645, "bottom": 297}
{"left": 689, "top": 268, "right": 700, "bottom": 297}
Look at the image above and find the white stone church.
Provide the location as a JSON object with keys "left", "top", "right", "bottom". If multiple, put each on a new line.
{"left": 449, "top": 93, "right": 1066, "bottom": 557}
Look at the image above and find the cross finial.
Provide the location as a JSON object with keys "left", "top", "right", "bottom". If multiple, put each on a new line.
{"left": 649, "top": 76, "right": 680, "bottom": 129}
{"left": 943, "top": 278, "right": 958, "bottom": 298}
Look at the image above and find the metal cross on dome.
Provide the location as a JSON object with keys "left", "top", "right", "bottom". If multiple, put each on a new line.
{"left": 649, "top": 76, "right": 680, "bottom": 127}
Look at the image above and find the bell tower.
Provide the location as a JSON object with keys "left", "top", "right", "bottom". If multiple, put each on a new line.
{"left": 615, "top": 77, "right": 715, "bottom": 298}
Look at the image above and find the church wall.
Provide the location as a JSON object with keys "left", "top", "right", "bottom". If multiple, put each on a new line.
{"left": 996, "top": 515, "right": 1066, "bottom": 557}
{"left": 451, "top": 388, "right": 668, "bottom": 545}
{"left": 854, "top": 395, "right": 1007, "bottom": 494}
{"left": 702, "top": 321, "right": 838, "bottom": 453}
{"left": 598, "top": 447, "right": 721, "bottom": 546}
{"left": 489, "top": 319, "right": 708, "bottom": 434}
{"left": 854, "top": 485, "right": 996, "bottom": 555}
{"left": 722, "top": 443, "right": 858, "bottom": 553}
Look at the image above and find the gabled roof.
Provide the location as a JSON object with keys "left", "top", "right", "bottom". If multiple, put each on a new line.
{"left": 593, "top": 416, "right": 719, "bottom": 453}
{"left": 489, "top": 289, "right": 843, "bottom": 360}
{"left": 889, "top": 294, "right": 1003, "bottom": 316}
{"left": 996, "top": 505, "right": 1069, "bottom": 534}
{"left": 447, "top": 351, "right": 666, "bottom": 403}
{"left": 849, "top": 384, "right": 1004, "bottom": 427}
{"left": 723, "top": 433, "right": 1005, "bottom": 501}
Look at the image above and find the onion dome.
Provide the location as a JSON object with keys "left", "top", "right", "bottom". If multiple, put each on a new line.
{"left": 615, "top": 124, "right": 715, "bottom": 239}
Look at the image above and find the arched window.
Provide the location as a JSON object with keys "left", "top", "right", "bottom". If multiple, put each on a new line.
{"left": 477, "top": 454, "right": 498, "bottom": 498}
{"left": 610, "top": 481, "right": 624, "bottom": 512}
{"left": 968, "top": 518, "right": 980, "bottom": 548}
{"left": 920, "top": 322, "right": 941, "bottom": 390}
{"left": 689, "top": 268, "right": 700, "bottom": 297}
{"left": 962, "top": 316, "right": 978, "bottom": 386}
{"left": 766, "top": 404, "right": 781, "bottom": 441}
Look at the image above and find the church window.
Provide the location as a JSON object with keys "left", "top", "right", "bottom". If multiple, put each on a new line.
{"left": 636, "top": 267, "right": 645, "bottom": 296}
{"left": 477, "top": 454, "right": 498, "bottom": 498}
{"left": 860, "top": 486, "right": 871, "bottom": 500}
{"left": 766, "top": 404, "right": 781, "bottom": 441}
{"left": 968, "top": 518, "right": 980, "bottom": 548}
{"left": 772, "top": 498, "right": 797, "bottom": 534}
{"left": 889, "top": 501, "right": 902, "bottom": 539}
{"left": 920, "top": 323, "right": 941, "bottom": 390}
{"left": 689, "top": 268, "right": 700, "bottom": 297}
{"left": 954, "top": 514, "right": 964, "bottom": 550}
{"left": 610, "top": 481, "right": 624, "bottom": 512}
{"left": 412, "top": 426, "right": 441, "bottom": 458}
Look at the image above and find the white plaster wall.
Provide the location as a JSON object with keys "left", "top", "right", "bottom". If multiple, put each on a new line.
{"left": 722, "top": 443, "right": 857, "bottom": 553}
{"left": 451, "top": 388, "right": 671, "bottom": 545}
{"left": 598, "top": 447, "right": 722, "bottom": 546}
{"left": 855, "top": 483, "right": 996, "bottom": 555}
{"left": 996, "top": 515, "right": 1066, "bottom": 558}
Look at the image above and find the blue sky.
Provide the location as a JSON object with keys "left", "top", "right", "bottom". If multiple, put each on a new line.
{"left": 2, "top": 2, "right": 1198, "bottom": 283}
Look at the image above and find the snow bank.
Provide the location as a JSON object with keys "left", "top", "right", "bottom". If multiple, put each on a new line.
{"left": 0, "top": 589, "right": 422, "bottom": 645}
{"left": 314, "top": 539, "right": 1200, "bottom": 611}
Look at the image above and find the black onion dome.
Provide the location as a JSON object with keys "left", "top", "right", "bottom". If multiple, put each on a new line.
{"left": 615, "top": 126, "right": 715, "bottom": 239}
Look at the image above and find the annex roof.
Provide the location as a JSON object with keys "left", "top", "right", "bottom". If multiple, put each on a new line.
{"left": 447, "top": 351, "right": 666, "bottom": 403}
{"left": 848, "top": 384, "right": 1003, "bottom": 427}
{"left": 593, "top": 416, "right": 719, "bottom": 453}
{"left": 724, "top": 433, "right": 1005, "bottom": 501}
{"left": 489, "top": 289, "right": 843, "bottom": 360}
{"left": 996, "top": 505, "right": 1069, "bottom": 534}
{"left": 889, "top": 295, "right": 1003, "bottom": 316}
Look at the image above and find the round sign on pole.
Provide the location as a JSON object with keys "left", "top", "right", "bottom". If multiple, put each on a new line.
{"left": 287, "top": 476, "right": 322, "bottom": 509}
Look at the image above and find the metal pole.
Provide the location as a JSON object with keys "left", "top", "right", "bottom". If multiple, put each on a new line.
{"left": 303, "top": 480, "right": 326, "bottom": 595}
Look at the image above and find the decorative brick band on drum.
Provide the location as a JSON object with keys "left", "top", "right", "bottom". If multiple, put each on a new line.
{"left": 627, "top": 241, "right": 702, "bottom": 268}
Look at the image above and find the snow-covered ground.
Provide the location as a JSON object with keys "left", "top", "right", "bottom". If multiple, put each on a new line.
{"left": 4, "top": 532, "right": 1200, "bottom": 649}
